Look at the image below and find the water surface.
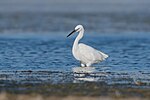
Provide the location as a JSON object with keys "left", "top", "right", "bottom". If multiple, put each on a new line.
{"left": 0, "top": 33, "right": 149, "bottom": 87}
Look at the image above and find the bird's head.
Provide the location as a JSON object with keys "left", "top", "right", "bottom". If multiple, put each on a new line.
{"left": 75, "top": 25, "right": 83, "bottom": 32}
{"left": 67, "top": 25, "right": 84, "bottom": 37}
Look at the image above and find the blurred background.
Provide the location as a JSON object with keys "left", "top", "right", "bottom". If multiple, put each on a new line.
{"left": 0, "top": 1, "right": 150, "bottom": 99}
{"left": 0, "top": 0, "right": 150, "bottom": 33}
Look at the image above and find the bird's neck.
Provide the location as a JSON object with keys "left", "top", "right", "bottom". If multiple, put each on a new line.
{"left": 73, "top": 29, "right": 84, "bottom": 51}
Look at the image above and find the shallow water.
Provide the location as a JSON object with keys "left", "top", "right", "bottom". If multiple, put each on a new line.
{"left": 0, "top": 33, "right": 149, "bottom": 87}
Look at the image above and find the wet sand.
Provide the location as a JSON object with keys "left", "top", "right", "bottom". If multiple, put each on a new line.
{"left": 0, "top": 83, "right": 149, "bottom": 100}
{"left": 0, "top": 93, "right": 149, "bottom": 100}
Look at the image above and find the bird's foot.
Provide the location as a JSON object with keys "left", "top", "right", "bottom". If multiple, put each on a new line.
{"left": 81, "top": 63, "right": 86, "bottom": 67}
{"left": 86, "top": 63, "right": 92, "bottom": 67}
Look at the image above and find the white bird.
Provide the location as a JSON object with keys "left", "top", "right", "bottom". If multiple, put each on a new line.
{"left": 67, "top": 25, "right": 108, "bottom": 67}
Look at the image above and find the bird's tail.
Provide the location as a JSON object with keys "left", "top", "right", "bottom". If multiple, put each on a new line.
{"left": 99, "top": 51, "right": 109, "bottom": 60}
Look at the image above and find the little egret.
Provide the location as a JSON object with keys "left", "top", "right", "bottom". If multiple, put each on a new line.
{"left": 67, "top": 25, "right": 108, "bottom": 67}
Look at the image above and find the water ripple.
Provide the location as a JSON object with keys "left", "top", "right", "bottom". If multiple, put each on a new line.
{"left": 0, "top": 34, "right": 149, "bottom": 87}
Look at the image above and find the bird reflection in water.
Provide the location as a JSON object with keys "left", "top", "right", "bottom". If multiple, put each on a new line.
{"left": 72, "top": 66, "right": 107, "bottom": 83}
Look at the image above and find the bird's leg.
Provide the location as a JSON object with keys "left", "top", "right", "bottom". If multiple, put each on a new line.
{"left": 86, "top": 63, "right": 92, "bottom": 67}
{"left": 80, "top": 62, "right": 86, "bottom": 67}
{"left": 81, "top": 63, "right": 86, "bottom": 67}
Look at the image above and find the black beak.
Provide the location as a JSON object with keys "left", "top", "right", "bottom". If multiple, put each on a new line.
{"left": 67, "top": 30, "right": 76, "bottom": 37}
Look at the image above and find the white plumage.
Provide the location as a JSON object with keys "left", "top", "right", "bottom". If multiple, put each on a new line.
{"left": 67, "top": 25, "right": 108, "bottom": 67}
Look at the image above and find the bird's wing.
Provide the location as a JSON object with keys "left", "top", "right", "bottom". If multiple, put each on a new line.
{"left": 78, "top": 43, "right": 108, "bottom": 62}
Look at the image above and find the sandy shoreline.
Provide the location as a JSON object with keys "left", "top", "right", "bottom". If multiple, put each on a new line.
{"left": 0, "top": 83, "right": 149, "bottom": 100}
{"left": 0, "top": 93, "right": 149, "bottom": 100}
